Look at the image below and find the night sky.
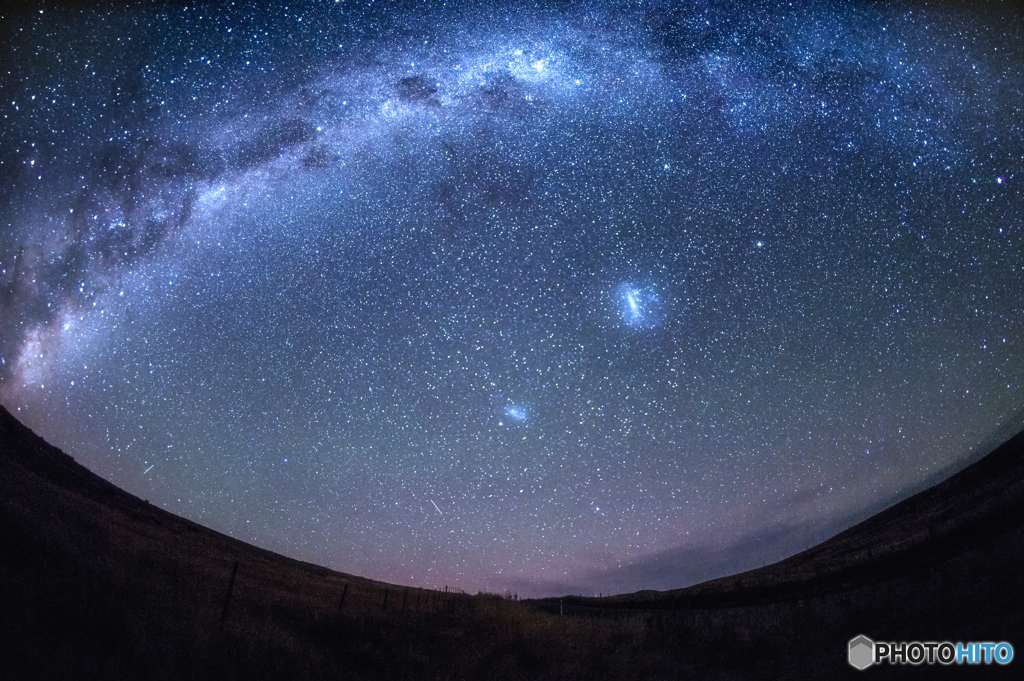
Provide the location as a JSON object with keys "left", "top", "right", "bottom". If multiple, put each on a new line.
{"left": 1, "top": 0, "right": 1022, "bottom": 597}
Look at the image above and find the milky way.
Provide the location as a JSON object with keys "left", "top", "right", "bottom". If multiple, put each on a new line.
{"left": 2, "top": 1, "right": 1022, "bottom": 596}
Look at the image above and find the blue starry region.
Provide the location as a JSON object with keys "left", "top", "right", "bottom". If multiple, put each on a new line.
{"left": 1, "top": 1, "right": 1022, "bottom": 597}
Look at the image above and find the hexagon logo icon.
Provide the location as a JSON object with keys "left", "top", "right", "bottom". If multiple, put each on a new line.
{"left": 849, "top": 635, "right": 874, "bottom": 670}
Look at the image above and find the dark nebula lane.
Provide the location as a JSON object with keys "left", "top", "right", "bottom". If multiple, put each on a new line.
{"left": 1, "top": 0, "right": 1022, "bottom": 597}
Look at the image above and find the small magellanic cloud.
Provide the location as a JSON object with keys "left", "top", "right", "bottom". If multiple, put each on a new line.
{"left": 505, "top": 404, "right": 527, "bottom": 422}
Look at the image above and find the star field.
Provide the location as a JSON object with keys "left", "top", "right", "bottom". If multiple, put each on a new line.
{"left": 1, "top": 0, "right": 1022, "bottom": 596}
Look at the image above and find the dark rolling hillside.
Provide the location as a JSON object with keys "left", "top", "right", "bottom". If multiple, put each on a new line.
{"left": 2, "top": 403, "right": 1023, "bottom": 679}
{"left": 591, "top": 424, "right": 1024, "bottom": 610}
{"left": 0, "top": 405, "right": 420, "bottom": 679}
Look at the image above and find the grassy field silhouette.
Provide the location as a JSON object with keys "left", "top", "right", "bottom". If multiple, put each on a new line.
{"left": 2, "top": 404, "right": 1021, "bottom": 679}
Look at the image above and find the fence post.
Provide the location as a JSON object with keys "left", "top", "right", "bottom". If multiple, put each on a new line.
{"left": 382, "top": 588, "right": 389, "bottom": 614}
{"left": 221, "top": 560, "right": 239, "bottom": 629}
{"left": 338, "top": 583, "right": 349, "bottom": 615}
{"left": 402, "top": 588, "right": 408, "bottom": 612}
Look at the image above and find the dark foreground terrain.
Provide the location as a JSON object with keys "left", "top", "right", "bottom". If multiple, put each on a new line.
{"left": 1, "top": 404, "right": 1022, "bottom": 679}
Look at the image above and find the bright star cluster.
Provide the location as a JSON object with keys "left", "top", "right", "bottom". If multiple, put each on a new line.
{"left": 1, "top": 1, "right": 1022, "bottom": 597}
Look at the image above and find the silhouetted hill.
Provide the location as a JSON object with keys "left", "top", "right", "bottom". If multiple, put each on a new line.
{"left": 585, "top": 423, "right": 1024, "bottom": 610}
{"left": 0, "top": 403, "right": 386, "bottom": 586}
{"left": 3, "top": 403, "right": 1023, "bottom": 679}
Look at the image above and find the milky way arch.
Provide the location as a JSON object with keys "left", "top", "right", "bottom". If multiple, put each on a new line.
{"left": 1, "top": 1, "right": 1021, "bottom": 596}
